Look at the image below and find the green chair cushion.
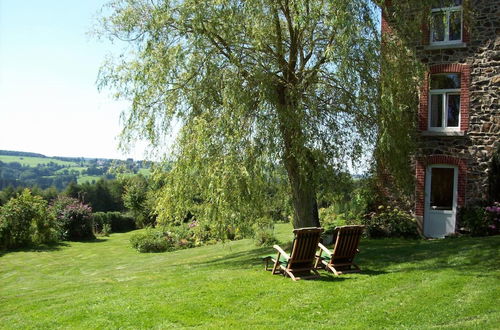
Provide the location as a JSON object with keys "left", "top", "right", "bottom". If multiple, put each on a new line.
{"left": 262, "top": 254, "right": 288, "bottom": 265}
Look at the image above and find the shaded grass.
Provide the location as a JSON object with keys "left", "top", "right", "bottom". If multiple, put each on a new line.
{"left": 0, "top": 223, "right": 499, "bottom": 329}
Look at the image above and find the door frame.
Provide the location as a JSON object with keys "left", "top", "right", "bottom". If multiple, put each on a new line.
{"left": 424, "top": 164, "right": 459, "bottom": 238}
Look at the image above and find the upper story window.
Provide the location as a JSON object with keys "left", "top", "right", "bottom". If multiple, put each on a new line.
{"left": 431, "top": 0, "right": 463, "bottom": 44}
{"left": 429, "top": 73, "right": 461, "bottom": 130}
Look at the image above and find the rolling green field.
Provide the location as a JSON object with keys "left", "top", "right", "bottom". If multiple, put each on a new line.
{"left": 1, "top": 223, "right": 499, "bottom": 329}
{"left": 77, "top": 175, "right": 105, "bottom": 184}
{"left": 0, "top": 155, "right": 77, "bottom": 167}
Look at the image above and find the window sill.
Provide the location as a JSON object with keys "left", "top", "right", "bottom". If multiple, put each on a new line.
{"left": 421, "top": 130, "right": 465, "bottom": 136}
{"left": 424, "top": 42, "right": 467, "bottom": 50}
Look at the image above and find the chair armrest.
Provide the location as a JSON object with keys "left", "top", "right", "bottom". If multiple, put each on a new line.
{"left": 318, "top": 243, "right": 333, "bottom": 256}
{"left": 273, "top": 245, "right": 290, "bottom": 260}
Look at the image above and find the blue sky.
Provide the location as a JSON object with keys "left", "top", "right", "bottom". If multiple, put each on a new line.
{"left": 0, "top": 0, "right": 145, "bottom": 160}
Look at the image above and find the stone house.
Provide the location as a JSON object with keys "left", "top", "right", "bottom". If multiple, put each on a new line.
{"left": 381, "top": 0, "right": 499, "bottom": 238}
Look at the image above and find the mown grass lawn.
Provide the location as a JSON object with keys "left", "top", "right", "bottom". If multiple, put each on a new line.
{"left": 1, "top": 223, "right": 499, "bottom": 329}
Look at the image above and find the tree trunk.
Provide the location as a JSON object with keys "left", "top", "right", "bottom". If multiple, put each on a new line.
{"left": 276, "top": 86, "right": 320, "bottom": 229}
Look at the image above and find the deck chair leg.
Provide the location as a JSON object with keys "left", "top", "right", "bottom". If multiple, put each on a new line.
{"left": 271, "top": 258, "right": 280, "bottom": 275}
{"left": 314, "top": 256, "right": 322, "bottom": 269}
{"left": 284, "top": 269, "right": 298, "bottom": 281}
{"left": 264, "top": 258, "right": 270, "bottom": 271}
{"left": 326, "top": 263, "right": 340, "bottom": 276}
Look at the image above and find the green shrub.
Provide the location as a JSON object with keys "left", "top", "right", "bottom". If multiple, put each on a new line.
{"left": 253, "top": 217, "right": 279, "bottom": 247}
{"left": 101, "top": 223, "right": 112, "bottom": 236}
{"left": 319, "top": 206, "right": 347, "bottom": 233}
{"left": 92, "top": 212, "right": 111, "bottom": 234}
{"left": 109, "top": 212, "right": 136, "bottom": 232}
{"left": 459, "top": 202, "right": 500, "bottom": 236}
{"left": 51, "top": 196, "right": 95, "bottom": 241}
{"left": 92, "top": 212, "right": 136, "bottom": 234}
{"left": 363, "top": 205, "right": 419, "bottom": 238}
{"left": 130, "top": 228, "right": 173, "bottom": 253}
{"left": 0, "top": 189, "right": 56, "bottom": 249}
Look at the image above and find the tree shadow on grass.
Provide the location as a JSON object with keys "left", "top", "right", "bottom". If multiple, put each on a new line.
{"left": 76, "top": 238, "right": 108, "bottom": 243}
{"left": 0, "top": 237, "right": 109, "bottom": 257}
{"left": 0, "top": 241, "right": 70, "bottom": 258}
{"left": 185, "top": 235, "right": 499, "bottom": 279}
{"left": 357, "top": 235, "right": 500, "bottom": 276}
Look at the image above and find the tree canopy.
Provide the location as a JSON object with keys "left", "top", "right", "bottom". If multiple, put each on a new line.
{"left": 97, "top": 0, "right": 381, "bottom": 230}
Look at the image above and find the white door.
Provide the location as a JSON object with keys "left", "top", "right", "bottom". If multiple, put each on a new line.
{"left": 424, "top": 165, "right": 458, "bottom": 238}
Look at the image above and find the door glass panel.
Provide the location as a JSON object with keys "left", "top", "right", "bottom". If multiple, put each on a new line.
{"left": 430, "top": 168, "right": 454, "bottom": 210}
{"left": 431, "top": 12, "right": 445, "bottom": 42}
{"left": 447, "top": 94, "right": 460, "bottom": 127}
{"left": 449, "top": 10, "right": 462, "bottom": 40}
{"left": 430, "top": 94, "right": 443, "bottom": 127}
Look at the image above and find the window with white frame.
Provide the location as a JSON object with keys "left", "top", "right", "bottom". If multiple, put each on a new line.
{"left": 429, "top": 74, "right": 461, "bottom": 130}
{"left": 431, "top": 0, "right": 463, "bottom": 44}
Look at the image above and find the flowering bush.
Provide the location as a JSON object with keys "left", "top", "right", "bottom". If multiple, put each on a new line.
{"left": 485, "top": 203, "right": 500, "bottom": 235}
{"left": 51, "top": 196, "right": 94, "bottom": 241}
{"left": 459, "top": 202, "right": 500, "bottom": 236}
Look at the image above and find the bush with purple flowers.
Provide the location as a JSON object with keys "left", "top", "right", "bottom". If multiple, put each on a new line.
{"left": 51, "top": 196, "right": 95, "bottom": 241}
{"left": 485, "top": 202, "right": 500, "bottom": 235}
{"left": 458, "top": 202, "right": 500, "bottom": 236}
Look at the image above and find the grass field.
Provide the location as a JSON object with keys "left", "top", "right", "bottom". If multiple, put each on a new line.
{"left": 0, "top": 155, "right": 77, "bottom": 167}
{"left": 77, "top": 175, "right": 104, "bottom": 184}
{"left": 1, "top": 223, "right": 499, "bottom": 329}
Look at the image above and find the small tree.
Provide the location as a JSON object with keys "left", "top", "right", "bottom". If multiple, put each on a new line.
{"left": 123, "top": 175, "right": 156, "bottom": 227}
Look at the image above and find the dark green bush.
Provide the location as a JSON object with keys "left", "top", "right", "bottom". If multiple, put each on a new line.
{"left": 0, "top": 189, "right": 56, "bottom": 249}
{"left": 51, "top": 196, "right": 95, "bottom": 241}
{"left": 363, "top": 205, "right": 419, "bottom": 238}
{"left": 458, "top": 202, "right": 500, "bottom": 236}
{"left": 109, "top": 212, "right": 136, "bottom": 232}
{"left": 92, "top": 212, "right": 136, "bottom": 234}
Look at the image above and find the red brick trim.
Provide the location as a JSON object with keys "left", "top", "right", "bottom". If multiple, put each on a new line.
{"left": 418, "top": 64, "right": 470, "bottom": 132}
{"left": 415, "top": 155, "right": 467, "bottom": 217}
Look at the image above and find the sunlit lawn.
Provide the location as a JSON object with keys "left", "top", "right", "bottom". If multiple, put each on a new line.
{"left": 1, "top": 223, "right": 499, "bottom": 329}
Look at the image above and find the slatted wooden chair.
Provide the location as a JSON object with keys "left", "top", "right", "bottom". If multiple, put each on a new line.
{"left": 263, "top": 227, "right": 323, "bottom": 281}
{"left": 315, "top": 225, "right": 364, "bottom": 275}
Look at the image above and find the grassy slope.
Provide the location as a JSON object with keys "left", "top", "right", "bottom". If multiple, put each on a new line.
{"left": 1, "top": 223, "right": 499, "bottom": 329}
{"left": 0, "top": 155, "right": 77, "bottom": 167}
{"left": 77, "top": 175, "right": 103, "bottom": 184}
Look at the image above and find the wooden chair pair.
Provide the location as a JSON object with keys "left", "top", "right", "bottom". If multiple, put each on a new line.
{"left": 263, "top": 225, "right": 364, "bottom": 280}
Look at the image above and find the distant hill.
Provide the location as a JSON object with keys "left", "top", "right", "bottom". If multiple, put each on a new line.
{"left": 0, "top": 150, "right": 151, "bottom": 191}
{"left": 0, "top": 150, "right": 47, "bottom": 158}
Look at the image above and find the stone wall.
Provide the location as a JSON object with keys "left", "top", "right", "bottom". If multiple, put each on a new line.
{"left": 414, "top": 0, "right": 500, "bottom": 204}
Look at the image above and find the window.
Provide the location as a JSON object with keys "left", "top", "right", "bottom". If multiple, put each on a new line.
{"left": 431, "top": 0, "right": 463, "bottom": 44}
{"left": 429, "top": 74, "right": 460, "bottom": 130}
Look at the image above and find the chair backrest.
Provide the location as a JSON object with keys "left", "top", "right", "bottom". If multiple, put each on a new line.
{"left": 332, "top": 225, "right": 364, "bottom": 259}
{"left": 288, "top": 227, "right": 323, "bottom": 268}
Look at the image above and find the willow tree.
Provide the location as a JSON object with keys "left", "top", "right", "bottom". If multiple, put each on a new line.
{"left": 97, "top": 0, "right": 380, "bottom": 230}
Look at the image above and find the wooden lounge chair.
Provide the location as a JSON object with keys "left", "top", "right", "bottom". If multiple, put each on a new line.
{"left": 315, "top": 225, "right": 364, "bottom": 275}
{"left": 264, "top": 227, "right": 323, "bottom": 281}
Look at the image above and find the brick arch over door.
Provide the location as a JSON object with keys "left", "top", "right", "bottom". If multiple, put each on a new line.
{"left": 418, "top": 64, "right": 471, "bottom": 132}
{"left": 415, "top": 155, "right": 467, "bottom": 218}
